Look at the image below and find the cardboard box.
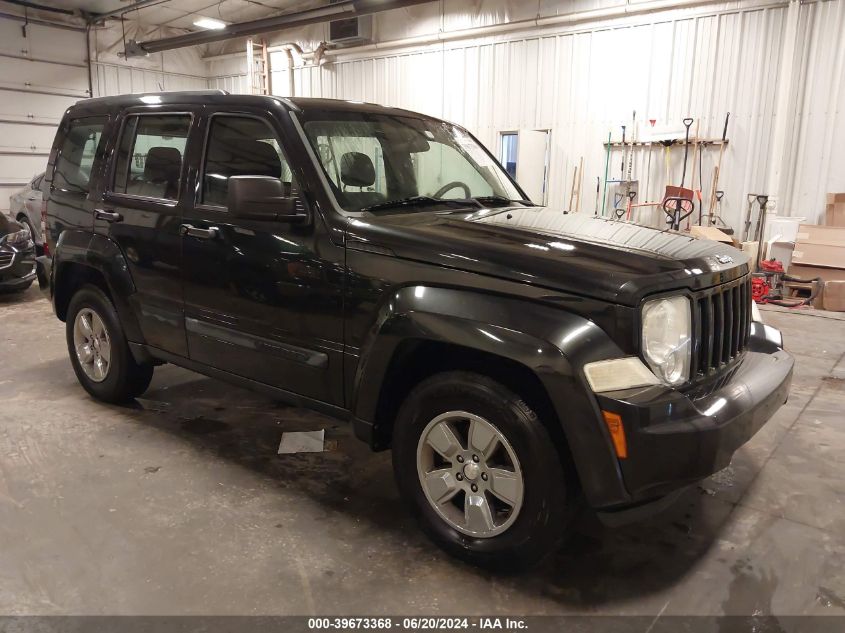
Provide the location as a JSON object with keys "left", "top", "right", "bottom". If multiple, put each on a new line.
{"left": 789, "top": 265, "right": 845, "bottom": 310}
{"left": 823, "top": 281, "right": 845, "bottom": 311}
{"left": 793, "top": 224, "right": 845, "bottom": 268}
{"left": 826, "top": 202, "right": 845, "bottom": 227}
{"left": 826, "top": 193, "right": 845, "bottom": 205}
{"left": 789, "top": 264, "right": 845, "bottom": 283}
{"left": 792, "top": 244, "right": 845, "bottom": 268}
{"left": 796, "top": 224, "right": 845, "bottom": 246}
{"left": 690, "top": 225, "right": 733, "bottom": 244}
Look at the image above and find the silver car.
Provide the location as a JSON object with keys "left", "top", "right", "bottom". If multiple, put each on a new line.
{"left": 8, "top": 172, "right": 44, "bottom": 253}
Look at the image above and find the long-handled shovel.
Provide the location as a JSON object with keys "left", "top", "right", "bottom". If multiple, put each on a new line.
{"left": 708, "top": 112, "right": 730, "bottom": 223}
{"left": 680, "top": 117, "right": 694, "bottom": 188}
{"left": 688, "top": 119, "right": 700, "bottom": 228}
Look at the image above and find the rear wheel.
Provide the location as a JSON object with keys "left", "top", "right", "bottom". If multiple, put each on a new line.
{"left": 392, "top": 371, "right": 573, "bottom": 570}
{"left": 66, "top": 284, "right": 153, "bottom": 403}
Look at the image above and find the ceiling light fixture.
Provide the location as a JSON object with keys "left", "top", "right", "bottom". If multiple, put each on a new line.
{"left": 193, "top": 17, "right": 227, "bottom": 30}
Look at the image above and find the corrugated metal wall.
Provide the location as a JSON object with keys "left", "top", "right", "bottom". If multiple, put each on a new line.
{"left": 1, "top": 14, "right": 207, "bottom": 213}
{"left": 208, "top": 0, "right": 845, "bottom": 230}
{"left": 0, "top": 16, "right": 88, "bottom": 211}
{"left": 91, "top": 21, "right": 208, "bottom": 98}
{"left": 92, "top": 63, "right": 207, "bottom": 97}
{"left": 782, "top": 0, "right": 845, "bottom": 220}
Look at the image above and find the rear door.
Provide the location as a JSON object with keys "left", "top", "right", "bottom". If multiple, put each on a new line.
{"left": 94, "top": 107, "right": 198, "bottom": 357}
{"left": 181, "top": 108, "right": 345, "bottom": 406}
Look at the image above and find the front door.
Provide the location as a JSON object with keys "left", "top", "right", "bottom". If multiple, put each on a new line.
{"left": 181, "top": 110, "right": 345, "bottom": 406}
{"left": 94, "top": 109, "right": 197, "bottom": 356}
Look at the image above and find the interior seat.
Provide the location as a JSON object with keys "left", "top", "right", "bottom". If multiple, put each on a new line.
{"left": 338, "top": 151, "right": 385, "bottom": 210}
{"left": 128, "top": 146, "right": 182, "bottom": 200}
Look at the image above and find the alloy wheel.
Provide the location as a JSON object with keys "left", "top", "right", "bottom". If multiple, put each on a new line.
{"left": 416, "top": 411, "right": 524, "bottom": 538}
{"left": 73, "top": 308, "right": 111, "bottom": 383}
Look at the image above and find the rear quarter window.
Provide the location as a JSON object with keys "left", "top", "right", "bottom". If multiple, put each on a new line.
{"left": 51, "top": 117, "right": 107, "bottom": 194}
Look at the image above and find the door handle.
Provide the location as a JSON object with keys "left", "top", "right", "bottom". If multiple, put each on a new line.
{"left": 180, "top": 224, "right": 219, "bottom": 240}
{"left": 95, "top": 209, "right": 123, "bottom": 223}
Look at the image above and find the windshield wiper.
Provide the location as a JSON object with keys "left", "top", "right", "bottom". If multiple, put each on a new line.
{"left": 362, "top": 196, "right": 472, "bottom": 213}
{"left": 466, "top": 195, "right": 534, "bottom": 207}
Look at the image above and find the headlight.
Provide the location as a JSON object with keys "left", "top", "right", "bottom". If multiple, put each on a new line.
{"left": 2, "top": 225, "right": 31, "bottom": 247}
{"left": 641, "top": 295, "right": 691, "bottom": 386}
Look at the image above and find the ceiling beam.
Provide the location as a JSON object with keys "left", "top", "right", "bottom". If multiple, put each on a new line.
{"left": 3, "top": 0, "right": 75, "bottom": 15}
{"left": 87, "top": 0, "right": 169, "bottom": 23}
{"left": 124, "top": 0, "right": 435, "bottom": 57}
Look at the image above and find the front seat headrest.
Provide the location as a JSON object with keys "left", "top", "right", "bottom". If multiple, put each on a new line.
{"left": 340, "top": 152, "right": 375, "bottom": 188}
{"left": 144, "top": 146, "right": 182, "bottom": 183}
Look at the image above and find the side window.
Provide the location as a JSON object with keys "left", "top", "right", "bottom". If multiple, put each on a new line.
{"left": 113, "top": 114, "right": 191, "bottom": 200}
{"left": 52, "top": 117, "right": 107, "bottom": 193}
{"left": 318, "top": 134, "right": 387, "bottom": 196}
{"left": 201, "top": 115, "right": 293, "bottom": 208}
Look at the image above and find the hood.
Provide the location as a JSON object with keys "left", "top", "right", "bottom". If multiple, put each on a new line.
{"left": 348, "top": 206, "right": 749, "bottom": 305}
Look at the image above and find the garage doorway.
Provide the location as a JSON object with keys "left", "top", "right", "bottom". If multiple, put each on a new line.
{"left": 499, "top": 132, "right": 518, "bottom": 179}
{"left": 500, "top": 130, "right": 549, "bottom": 206}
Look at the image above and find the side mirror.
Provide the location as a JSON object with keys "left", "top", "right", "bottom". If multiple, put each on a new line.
{"left": 227, "top": 175, "right": 308, "bottom": 223}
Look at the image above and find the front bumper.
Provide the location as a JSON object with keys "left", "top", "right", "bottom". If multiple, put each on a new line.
{"left": 0, "top": 246, "right": 37, "bottom": 291}
{"left": 594, "top": 331, "right": 793, "bottom": 512}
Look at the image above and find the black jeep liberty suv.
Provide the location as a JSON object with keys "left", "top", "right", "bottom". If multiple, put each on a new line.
{"left": 39, "top": 91, "right": 793, "bottom": 569}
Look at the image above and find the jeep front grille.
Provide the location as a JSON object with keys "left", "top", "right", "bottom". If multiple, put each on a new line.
{"left": 691, "top": 276, "right": 752, "bottom": 376}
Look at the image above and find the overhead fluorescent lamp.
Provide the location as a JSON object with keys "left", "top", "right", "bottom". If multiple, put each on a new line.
{"left": 193, "top": 17, "right": 227, "bottom": 30}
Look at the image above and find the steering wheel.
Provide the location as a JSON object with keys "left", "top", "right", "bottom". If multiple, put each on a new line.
{"left": 432, "top": 181, "right": 471, "bottom": 199}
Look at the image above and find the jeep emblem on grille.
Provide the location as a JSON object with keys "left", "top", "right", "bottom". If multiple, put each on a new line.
{"left": 716, "top": 255, "right": 733, "bottom": 264}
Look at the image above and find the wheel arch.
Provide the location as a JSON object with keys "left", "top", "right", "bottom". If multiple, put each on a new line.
{"left": 54, "top": 261, "right": 111, "bottom": 321}
{"left": 350, "top": 285, "right": 632, "bottom": 508}
{"left": 52, "top": 231, "right": 144, "bottom": 346}
{"left": 366, "top": 338, "right": 574, "bottom": 473}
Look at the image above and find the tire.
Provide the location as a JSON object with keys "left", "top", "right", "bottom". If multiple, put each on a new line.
{"left": 392, "top": 371, "right": 573, "bottom": 570}
{"left": 66, "top": 284, "right": 154, "bottom": 403}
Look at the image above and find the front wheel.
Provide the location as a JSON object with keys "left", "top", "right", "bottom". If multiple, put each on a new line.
{"left": 66, "top": 284, "right": 154, "bottom": 403}
{"left": 392, "top": 371, "right": 573, "bottom": 570}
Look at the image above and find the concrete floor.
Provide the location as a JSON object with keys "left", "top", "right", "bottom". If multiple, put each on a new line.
{"left": 1, "top": 284, "right": 844, "bottom": 617}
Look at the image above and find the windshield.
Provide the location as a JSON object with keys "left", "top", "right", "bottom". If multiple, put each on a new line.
{"left": 299, "top": 111, "right": 526, "bottom": 213}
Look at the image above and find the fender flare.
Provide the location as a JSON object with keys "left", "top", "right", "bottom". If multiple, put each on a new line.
{"left": 53, "top": 230, "right": 144, "bottom": 344}
{"left": 351, "top": 285, "right": 632, "bottom": 507}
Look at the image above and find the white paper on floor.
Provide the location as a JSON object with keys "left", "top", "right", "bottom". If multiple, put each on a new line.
{"left": 278, "top": 429, "right": 325, "bottom": 454}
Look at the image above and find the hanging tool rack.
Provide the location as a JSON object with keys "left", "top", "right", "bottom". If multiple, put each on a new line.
{"left": 602, "top": 139, "right": 729, "bottom": 148}
{"left": 601, "top": 137, "right": 729, "bottom": 224}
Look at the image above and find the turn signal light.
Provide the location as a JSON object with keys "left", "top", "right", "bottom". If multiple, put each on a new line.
{"left": 602, "top": 411, "right": 627, "bottom": 459}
